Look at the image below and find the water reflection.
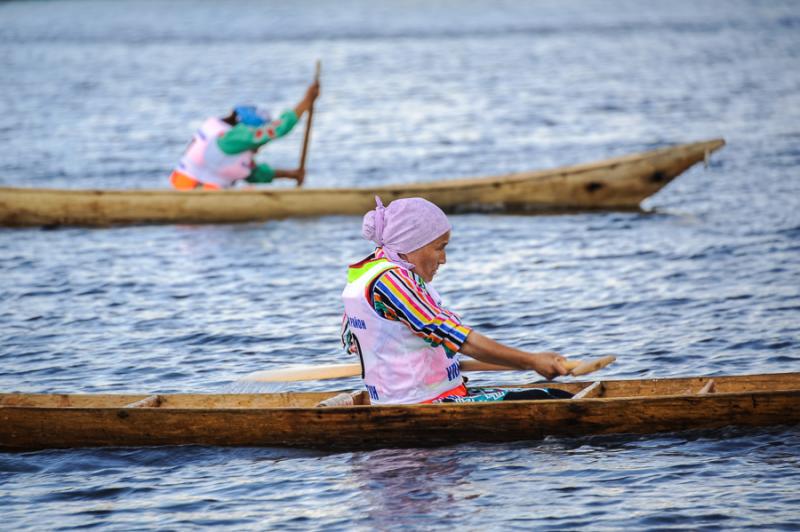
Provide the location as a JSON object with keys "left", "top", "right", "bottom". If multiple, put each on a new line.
{"left": 349, "top": 447, "right": 477, "bottom": 525}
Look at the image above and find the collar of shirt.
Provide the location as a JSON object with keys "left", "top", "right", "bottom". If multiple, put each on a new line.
{"left": 373, "top": 247, "right": 427, "bottom": 288}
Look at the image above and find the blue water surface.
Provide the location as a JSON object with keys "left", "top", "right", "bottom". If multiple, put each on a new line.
{"left": 1, "top": 0, "right": 799, "bottom": 529}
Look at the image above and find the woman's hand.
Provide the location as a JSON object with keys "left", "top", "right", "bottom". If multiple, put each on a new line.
{"left": 294, "top": 81, "right": 320, "bottom": 117}
{"left": 305, "top": 80, "right": 320, "bottom": 102}
{"left": 529, "top": 351, "right": 569, "bottom": 380}
{"left": 273, "top": 168, "right": 306, "bottom": 182}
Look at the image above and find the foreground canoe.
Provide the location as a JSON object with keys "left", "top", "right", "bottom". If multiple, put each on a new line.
{"left": 0, "top": 138, "right": 724, "bottom": 227}
{"left": 1, "top": 371, "right": 797, "bottom": 451}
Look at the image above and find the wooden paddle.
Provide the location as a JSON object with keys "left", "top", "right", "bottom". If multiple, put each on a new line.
{"left": 297, "top": 60, "right": 321, "bottom": 187}
{"left": 242, "top": 355, "right": 616, "bottom": 383}
{"left": 565, "top": 355, "right": 617, "bottom": 376}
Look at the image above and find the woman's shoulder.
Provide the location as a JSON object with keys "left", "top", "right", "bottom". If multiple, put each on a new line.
{"left": 373, "top": 265, "right": 432, "bottom": 302}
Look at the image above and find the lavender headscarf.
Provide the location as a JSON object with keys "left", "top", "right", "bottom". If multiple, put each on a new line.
{"left": 362, "top": 196, "right": 451, "bottom": 270}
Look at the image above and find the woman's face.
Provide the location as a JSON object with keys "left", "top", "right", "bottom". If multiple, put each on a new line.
{"left": 401, "top": 231, "right": 450, "bottom": 283}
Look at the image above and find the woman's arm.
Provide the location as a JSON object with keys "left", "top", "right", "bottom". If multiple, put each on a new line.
{"left": 218, "top": 109, "right": 299, "bottom": 153}
{"left": 371, "top": 268, "right": 472, "bottom": 356}
{"left": 368, "top": 267, "right": 564, "bottom": 379}
{"left": 459, "top": 330, "right": 568, "bottom": 380}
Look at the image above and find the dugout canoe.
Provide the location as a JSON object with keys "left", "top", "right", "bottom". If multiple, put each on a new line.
{"left": 0, "top": 138, "right": 724, "bottom": 228}
{"left": 1, "top": 371, "right": 798, "bottom": 451}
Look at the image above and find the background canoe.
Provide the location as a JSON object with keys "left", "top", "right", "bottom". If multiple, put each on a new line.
{"left": 1, "top": 371, "right": 797, "bottom": 451}
{"left": 0, "top": 138, "right": 724, "bottom": 227}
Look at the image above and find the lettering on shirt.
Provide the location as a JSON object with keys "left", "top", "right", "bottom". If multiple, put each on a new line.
{"left": 366, "top": 384, "right": 379, "bottom": 401}
{"left": 348, "top": 316, "right": 367, "bottom": 330}
{"left": 446, "top": 362, "right": 461, "bottom": 381}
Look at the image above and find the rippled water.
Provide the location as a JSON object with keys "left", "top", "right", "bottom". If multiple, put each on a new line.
{"left": 2, "top": 0, "right": 800, "bottom": 529}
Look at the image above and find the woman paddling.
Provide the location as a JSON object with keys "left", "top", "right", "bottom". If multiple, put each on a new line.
{"left": 341, "top": 196, "right": 573, "bottom": 404}
{"left": 169, "top": 80, "right": 319, "bottom": 190}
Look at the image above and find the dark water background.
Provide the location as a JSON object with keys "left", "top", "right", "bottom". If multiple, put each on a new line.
{"left": 1, "top": 0, "right": 800, "bottom": 529}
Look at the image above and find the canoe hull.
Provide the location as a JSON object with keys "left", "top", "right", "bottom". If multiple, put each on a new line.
{"left": 2, "top": 372, "right": 798, "bottom": 451}
{"left": 0, "top": 139, "right": 724, "bottom": 227}
{"left": 2, "top": 392, "right": 796, "bottom": 450}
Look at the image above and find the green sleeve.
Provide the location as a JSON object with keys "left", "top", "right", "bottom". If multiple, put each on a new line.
{"left": 217, "top": 110, "right": 299, "bottom": 154}
{"left": 264, "top": 109, "right": 299, "bottom": 142}
{"left": 245, "top": 163, "right": 276, "bottom": 184}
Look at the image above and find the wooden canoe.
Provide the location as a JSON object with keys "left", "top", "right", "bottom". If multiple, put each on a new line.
{"left": 2, "top": 371, "right": 797, "bottom": 451}
{"left": 0, "top": 138, "right": 724, "bottom": 227}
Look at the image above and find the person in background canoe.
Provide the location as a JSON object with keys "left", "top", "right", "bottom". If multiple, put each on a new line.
{"left": 169, "top": 80, "right": 320, "bottom": 190}
{"left": 341, "top": 196, "right": 573, "bottom": 405}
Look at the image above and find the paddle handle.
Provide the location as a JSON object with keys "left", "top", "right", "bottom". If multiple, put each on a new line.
{"left": 297, "top": 60, "right": 321, "bottom": 187}
{"left": 461, "top": 356, "right": 616, "bottom": 377}
{"left": 458, "top": 359, "right": 516, "bottom": 372}
{"left": 243, "top": 356, "right": 616, "bottom": 383}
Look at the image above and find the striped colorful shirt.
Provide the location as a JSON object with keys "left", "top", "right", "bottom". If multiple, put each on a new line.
{"left": 343, "top": 249, "right": 472, "bottom": 357}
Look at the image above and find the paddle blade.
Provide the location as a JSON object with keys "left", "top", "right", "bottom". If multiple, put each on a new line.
{"left": 568, "top": 355, "right": 617, "bottom": 376}
{"left": 243, "top": 363, "right": 361, "bottom": 383}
